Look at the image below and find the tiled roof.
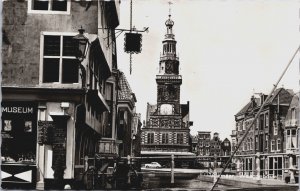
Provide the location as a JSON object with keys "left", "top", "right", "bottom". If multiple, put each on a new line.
{"left": 236, "top": 96, "right": 261, "bottom": 116}
{"left": 236, "top": 101, "right": 250, "bottom": 116}
{"left": 118, "top": 71, "right": 134, "bottom": 101}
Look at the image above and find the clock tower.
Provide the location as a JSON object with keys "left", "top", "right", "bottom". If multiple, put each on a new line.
{"left": 156, "top": 14, "right": 181, "bottom": 115}
{"left": 141, "top": 11, "right": 194, "bottom": 160}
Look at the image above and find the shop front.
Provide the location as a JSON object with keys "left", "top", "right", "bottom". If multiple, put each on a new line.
{"left": 1, "top": 102, "right": 38, "bottom": 189}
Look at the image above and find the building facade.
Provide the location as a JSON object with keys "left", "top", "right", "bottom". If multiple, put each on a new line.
{"left": 198, "top": 131, "right": 212, "bottom": 156}
{"left": 233, "top": 88, "right": 299, "bottom": 182}
{"left": 221, "top": 138, "right": 231, "bottom": 157}
{"left": 140, "top": 14, "right": 193, "bottom": 158}
{"left": 116, "top": 71, "right": 139, "bottom": 158}
{"left": 1, "top": 1, "right": 121, "bottom": 189}
{"left": 196, "top": 131, "right": 231, "bottom": 168}
{"left": 210, "top": 133, "right": 222, "bottom": 157}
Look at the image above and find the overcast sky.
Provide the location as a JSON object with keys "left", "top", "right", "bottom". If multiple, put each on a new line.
{"left": 116, "top": 0, "right": 300, "bottom": 140}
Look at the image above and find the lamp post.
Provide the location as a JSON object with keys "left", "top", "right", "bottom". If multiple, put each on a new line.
{"left": 73, "top": 27, "right": 90, "bottom": 89}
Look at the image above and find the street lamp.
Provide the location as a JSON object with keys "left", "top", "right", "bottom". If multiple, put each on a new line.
{"left": 73, "top": 27, "right": 90, "bottom": 89}
{"left": 73, "top": 27, "right": 89, "bottom": 62}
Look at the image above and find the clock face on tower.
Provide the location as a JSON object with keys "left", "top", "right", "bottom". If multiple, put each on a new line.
{"left": 165, "top": 62, "right": 172, "bottom": 74}
{"left": 160, "top": 104, "right": 173, "bottom": 115}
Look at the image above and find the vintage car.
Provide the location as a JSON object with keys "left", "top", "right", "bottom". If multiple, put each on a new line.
{"left": 145, "top": 162, "right": 162, "bottom": 168}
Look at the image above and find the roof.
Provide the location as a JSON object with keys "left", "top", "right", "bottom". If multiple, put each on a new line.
{"left": 236, "top": 88, "right": 294, "bottom": 117}
{"left": 235, "top": 98, "right": 259, "bottom": 116}
{"left": 118, "top": 71, "right": 136, "bottom": 102}
{"left": 223, "top": 138, "right": 230, "bottom": 142}
{"left": 181, "top": 102, "right": 189, "bottom": 117}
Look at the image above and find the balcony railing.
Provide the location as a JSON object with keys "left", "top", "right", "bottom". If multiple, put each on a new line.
{"left": 160, "top": 55, "right": 179, "bottom": 61}
{"left": 98, "top": 139, "right": 118, "bottom": 155}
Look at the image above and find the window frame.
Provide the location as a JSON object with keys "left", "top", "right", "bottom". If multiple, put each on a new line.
{"left": 271, "top": 140, "right": 275, "bottom": 151}
{"left": 277, "top": 139, "right": 281, "bottom": 151}
{"left": 28, "top": 0, "right": 71, "bottom": 15}
{"left": 273, "top": 121, "right": 278, "bottom": 136}
{"left": 147, "top": 133, "right": 154, "bottom": 144}
{"left": 39, "top": 31, "right": 81, "bottom": 88}
{"left": 265, "top": 112, "right": 269, "bottom": 127}
{"left": 177, "top": 133, "right": 183, "bottom": 144}
{"left": 162, "top": 133, "right": 169, "bottom": 144}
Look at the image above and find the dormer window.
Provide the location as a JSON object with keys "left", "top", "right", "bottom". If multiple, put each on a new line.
{"left": 28, "top": 0, "right": 71, "bottom": 14}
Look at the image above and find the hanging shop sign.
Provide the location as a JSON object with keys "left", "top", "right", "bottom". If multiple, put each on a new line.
{"left": 124, "top": 33, "right": 142, "bottom": 53}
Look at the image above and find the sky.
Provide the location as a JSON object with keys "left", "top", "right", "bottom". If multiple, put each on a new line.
{"left": 116, "top": 0, "right": 300, "bottom": 140}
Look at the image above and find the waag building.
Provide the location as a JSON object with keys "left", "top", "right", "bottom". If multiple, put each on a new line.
{"left": 141, "top": 13, "right": 194, "bottom": 163}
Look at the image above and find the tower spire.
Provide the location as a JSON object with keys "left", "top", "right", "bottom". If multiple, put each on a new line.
{"left": 158, "top": 2, "right": 179, "bottom": 75}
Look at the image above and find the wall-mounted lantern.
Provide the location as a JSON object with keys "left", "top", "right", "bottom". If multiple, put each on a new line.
{"left": 73, "top": 27, "right": 90, "bottom": 89}
{"left": 73, "top": 27, "right": 89, "bottom": 62}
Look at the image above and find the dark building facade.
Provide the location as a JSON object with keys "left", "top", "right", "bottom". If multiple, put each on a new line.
{"left": 140, "top": 14, "right": 194, "bottom": 157}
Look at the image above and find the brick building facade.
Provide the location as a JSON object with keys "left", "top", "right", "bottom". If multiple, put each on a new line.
{"left": 233, "top": 88, "right": 299, "bottom": 182}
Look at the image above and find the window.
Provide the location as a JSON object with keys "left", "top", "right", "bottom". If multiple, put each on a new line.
{"left": 199, "top": 142, "right": 203, "bottom": 147}
{"left": 271, "top": 140, "right": 275, "bottom": 151}
{"left": 291, "top": 108, "right": 296, "bottom": 119}
{"left": 259, "top": 115, "right": 264, "bottom": 130}
{"left": 265, "top": 113, "right": 269, "bottom": 127}
{"left": 265, "top": 135, "right": 268, "bottom": 150}
{"left": 237, "top": 122, "right": 242, "bottom": 131}
{"left": 206, "top": 149, "right": 210, "bottom": 156}
{"left": 147, "top": 133, "right": 154, "bottom": 144}
{"left": 177, "top": 133, "right": 183, "bottom": 144}
{"left": 277, "top": 139, "right": 281, "bottom": 151}
{"left": 273, "top": 121, "right": 278, "bottom": 135}
{"left": 255, "top": 136, "right": 258, "bottom": 150}
{"left": 162, "top": 133, "right": 168, "bottom": 144}
{"left": 40, "top": 33, "right": 79, "bottom": 85}
{"left": 28, "top": 0, "right": 71, "bottom": 14}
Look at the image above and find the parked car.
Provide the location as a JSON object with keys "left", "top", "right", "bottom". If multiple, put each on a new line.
{"left": 145, "top": 162, "right": 161, "bottom": 168}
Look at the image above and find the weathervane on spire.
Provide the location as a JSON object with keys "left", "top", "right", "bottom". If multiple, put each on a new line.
{"left": 168, "top": 1, "right": 173, "bottom": 17}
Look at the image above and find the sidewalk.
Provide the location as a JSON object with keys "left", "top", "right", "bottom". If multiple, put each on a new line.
{"left": 199, "top": 174, "right": 298, "bottom": 188}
